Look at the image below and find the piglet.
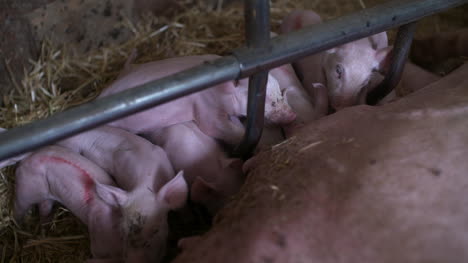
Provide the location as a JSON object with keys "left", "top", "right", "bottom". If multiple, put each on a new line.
{"left": 281, "top": 10, "right": 392, "bottom": 110}
{"left": 171, "top": 57, "right": 468, "bottom": 263}
{"left": 11, "top": 146, "right": 122, "bottom": 261}
{"left": 269, "top": 63, "right": 329, "bottom": 136}
{"left": 98, "top": 55, "right": 296, "bottom": 146}
{"left": 144, "top": 121, "right": 244, "bottom": 214}
{"left": 254, "top": 64, "right": 329, "bottom": 151}
{"left": 57, "top": 125, "right": 188, "bottom": 263}
{"left": 0, "top": 125, "right": 188, "bottom": 263}
{"left": 250, "top": 34, "right": 328, "bottom": 149}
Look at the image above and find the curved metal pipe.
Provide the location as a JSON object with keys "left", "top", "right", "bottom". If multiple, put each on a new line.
{"left": 234, "top": 0, "right": 271, "bottom": 158}
{"left": 367, "top": 22, "right": 418, "bottom": 105}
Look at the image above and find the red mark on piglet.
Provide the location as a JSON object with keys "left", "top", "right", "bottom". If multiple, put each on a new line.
{"left": 40, "top": 156, "right": 95, "bottom": 204}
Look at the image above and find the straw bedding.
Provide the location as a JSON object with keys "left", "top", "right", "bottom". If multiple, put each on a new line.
{"left": 0, "top": 0, "right": 466, "bottom": 261}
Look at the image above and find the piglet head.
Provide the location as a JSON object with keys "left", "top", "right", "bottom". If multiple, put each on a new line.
{"left": 323, "top": 37, "right": 392, "bottom": 110}
{"left": 264, "top": 75, "right": 297, "bottom": 124}
{"left": 95, "top": 171, "right": 188, "bottom": 263}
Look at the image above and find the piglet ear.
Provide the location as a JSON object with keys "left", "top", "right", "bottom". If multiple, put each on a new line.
{"left": 0, "top": 152, "right": 31, "bottom": 169}
{"left": 325, "top": 47, "right": 337, "bottom": 54}
{"left": 266, "top": 75, "right": 281, "bottom": 92}
{"left": 369, "top": 32, "right": 388, "bottom": 50}
{"left": 158, "top": 171, "right": 188, "bottom": 210}
{"left": 374, "top": 46, "right": 393, "bottom": 73}
{"left": 95, "top": 183, "right": 129, "bottom": 208}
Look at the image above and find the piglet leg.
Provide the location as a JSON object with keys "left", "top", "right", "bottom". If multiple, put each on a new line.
{"left": 38, "top": 200, "right": 55, "bottom": 223}
{"left": 311, "top": 83, "right": 329, "bottom": 117}
{"left": 14, "top": 169, "right": 48, "bottom": 221}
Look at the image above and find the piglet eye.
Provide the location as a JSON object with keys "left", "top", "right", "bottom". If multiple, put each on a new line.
{"left": 336, "top": 64, "right": 343, "bottom": 79}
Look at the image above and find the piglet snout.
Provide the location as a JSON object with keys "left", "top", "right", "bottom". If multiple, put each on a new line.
{"left": 268, "top": 105, "right": 297, "bottom": 124}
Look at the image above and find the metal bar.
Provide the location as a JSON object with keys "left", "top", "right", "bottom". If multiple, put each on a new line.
{"left": 0, "top": 57, "right": 240, "bottom": 160}
{"left": 234, "top": 0, "right": 270, "bottom": 158}
{"left": 0, "top": 0, "right": 466, "bottom": 161}
{"left": 232, "top": 0, "right": 467, "bottom": 77}
{"left": 366, "top": 22, "right": 418, "bottom": 105}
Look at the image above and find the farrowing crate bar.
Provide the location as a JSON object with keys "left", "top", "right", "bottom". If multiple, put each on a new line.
{"left": 0, "top": 0, "right": 466, "bottom": 161}
{"left": 234, "top": 0, "right": 271, "bottom": 157}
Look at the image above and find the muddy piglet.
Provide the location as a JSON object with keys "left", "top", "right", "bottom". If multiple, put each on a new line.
{"left": 281, "top": 10, "right": 392, "bottom": 110}
{"left": 11, "top": 146, "right": 122, "bottom": 261}
{"left": 98, "top": 55, "right": 296, "bottom": 145}
{"left": 144, "top": 121, "right": 244, "bottom": 214}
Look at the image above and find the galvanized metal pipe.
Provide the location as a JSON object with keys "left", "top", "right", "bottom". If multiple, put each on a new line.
{"left": 367, "top": 22, "right": 418, "bottom": 105}
{"left": 234, "top": 0, "right": 270, "bottom": 158}
{"left": 0, "top": 57, "right": 241, "bottom": 160}
{"left": 0, "top": 0, "right": 466, "bottom": 161}
{"left": 232, "top": 0, "right": 467, "bottom": 76}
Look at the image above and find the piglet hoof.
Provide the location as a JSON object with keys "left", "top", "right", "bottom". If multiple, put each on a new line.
{"left": 13, "top": 206, "right": 27, "bottom": 225}
{"left": 38, "top": 200, "right": 55, "bottom": 224}
{"left": 177, "top": 236, "right": 202, "bottom": 251}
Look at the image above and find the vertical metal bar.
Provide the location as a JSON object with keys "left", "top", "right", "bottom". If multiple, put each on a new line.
{"left": 234, "top": 0, "right": 270, "bottom": 158}
{"left": 367, "top": 22, "right": 418, "bottom": 105}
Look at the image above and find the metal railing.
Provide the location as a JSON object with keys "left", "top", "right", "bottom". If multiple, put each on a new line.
{"left": 233, "top": 0, "right": 270, "bottom": 157}
{"left": 0, "top": 0, "right": 466, "bottom": 161}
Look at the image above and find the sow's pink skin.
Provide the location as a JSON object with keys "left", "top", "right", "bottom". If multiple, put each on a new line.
{"left": 144, "top": 121, "right": 245, "bottom": 214}
{"left": 12, "top": 146, "right": 122, "bottom": 260}
{"left": 98, "top": 55, "right": 296, "bottom": 146}
{"left": 57, "top": 125, "right": 188, "bottom": 263}
{"left": 281, "top": 10, "right": 392, "bottom": 110}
